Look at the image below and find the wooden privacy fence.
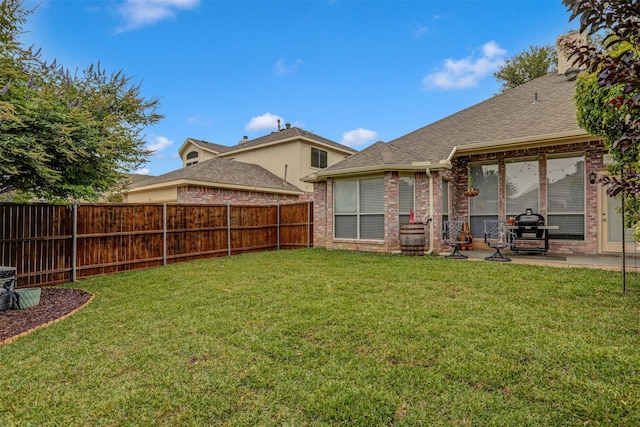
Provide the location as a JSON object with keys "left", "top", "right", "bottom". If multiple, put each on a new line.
{"left": 0, "top": 202, "right": 313, "bottom": 287}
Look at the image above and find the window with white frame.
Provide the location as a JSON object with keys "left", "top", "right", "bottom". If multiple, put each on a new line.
{"left": 468, "top": 163, "right": 499, "bottom": 237}
{"left": 334, "top": 177, "right": 384, "bottom": 240}
{"left": 506, "top": 159, "right": 539, "bottom": 217}
{"left": 399, "top": 176, "right": 415, "bottom": 229}
{"left": 546, "top": 155, "right": 585, "bottom": 240}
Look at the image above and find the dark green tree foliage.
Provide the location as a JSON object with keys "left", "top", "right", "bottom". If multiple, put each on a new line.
{"left": 562, "top": 0, "right": 640, "bottom": 200}
{"left": 0, "top": 0, "right": 163, "bottom": 202}
{"left": 494, "top": 45, "right": 557, "bottom": 92}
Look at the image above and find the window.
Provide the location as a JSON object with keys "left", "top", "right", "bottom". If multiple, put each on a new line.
{"left": 311, "top": 147, "right": 328, "bottom": 168}
{"left": 399, "top": 176, "right": 415, "bottom": 228}
{"left": 469, "top": 163, "right": 499, "bottom": 237}
{"left": 185, "top": 151, "right": 199, "bottom": 167}
{"left": 506, "top": 159, "right": 539, "bottom": 217}
{"left": 547, "top": 155, "right": 585, "bottom": 240}
{"left": 334, "top": 178, "right": 384, "bottom": 240}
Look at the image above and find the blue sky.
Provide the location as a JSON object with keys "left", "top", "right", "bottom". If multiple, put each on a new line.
{"left": 21, "top": 0, "right": 577, "bottom": 176}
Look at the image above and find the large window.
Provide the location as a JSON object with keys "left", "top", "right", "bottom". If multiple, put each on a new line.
{"left": 399, "top": 176, "right": 415, "bottom": 228}
{"left": 469, "top": 163, "right": 499, "bottom": 237}
{"left": 506, "top": 159, "right": 539, "bottom": 217}
{"left": 547, "top": 155, "right": 585, "bottom": 240}
{"left": 311, "top": 147, "right": 328, "bottom": 168}
{"left": 334, "top": 178, "right": 384, "bottom": 240}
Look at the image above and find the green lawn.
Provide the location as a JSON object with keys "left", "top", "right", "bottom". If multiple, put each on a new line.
{"left": 1, "top": 249, "right": 639, "bottom": 426}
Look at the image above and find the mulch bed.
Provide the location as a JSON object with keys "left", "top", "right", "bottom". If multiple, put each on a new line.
{"left": 0, "top": 288, "right": 93, "bottom": 344}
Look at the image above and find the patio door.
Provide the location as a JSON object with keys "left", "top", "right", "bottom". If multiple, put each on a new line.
{"left": 598, "top": 177, "right": 636, "bottom": 253}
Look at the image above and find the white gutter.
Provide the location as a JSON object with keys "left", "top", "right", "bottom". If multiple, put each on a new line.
{"left": 424, "top": 168, "right": 434, "bottom": 255}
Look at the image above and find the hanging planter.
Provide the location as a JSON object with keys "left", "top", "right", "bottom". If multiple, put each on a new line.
{"left": 464, "top": 164, "right": 480, "bottom": 197}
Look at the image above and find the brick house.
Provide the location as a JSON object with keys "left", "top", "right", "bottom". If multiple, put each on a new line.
{"left": 305, "top": 37, "right": 624, "bottom": 256}
{"left": 125, "top": 125, "right": 356, "bottom": 205}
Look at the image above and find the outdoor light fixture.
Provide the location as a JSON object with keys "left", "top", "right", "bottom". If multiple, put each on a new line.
{"left": 589, "top": 171, "right": 597, "bottom": 184}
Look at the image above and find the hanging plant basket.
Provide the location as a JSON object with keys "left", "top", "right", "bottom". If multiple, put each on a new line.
{"left": 464, "top": 163, "right": 479, "bottom": 197}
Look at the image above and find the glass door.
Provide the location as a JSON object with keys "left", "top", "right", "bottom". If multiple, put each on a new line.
{"left": 598, "top": 180, "right": 636, "bottom": 253}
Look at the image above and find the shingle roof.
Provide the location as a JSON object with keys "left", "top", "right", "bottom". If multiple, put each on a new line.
{"left": 129, "top": 157, "right": 302, "bottom": 193}
{"left": 325, "top": 141, "right": 420, "bottom": 172}
{"left": 189, "top": 139, "right": 231, "bottom": 154}
{"left": 318, "top": 72, "right": 585, "bottom": 176}
{"left": 222, "top": 126, "right": 357, "bottom": 155}
{"left": 390, "top": 72, "right": 584, "bottom": 163}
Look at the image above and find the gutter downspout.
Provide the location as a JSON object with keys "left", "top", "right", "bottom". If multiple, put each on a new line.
{"left": 424, "top": 168, "right": 435, "bottom": 254}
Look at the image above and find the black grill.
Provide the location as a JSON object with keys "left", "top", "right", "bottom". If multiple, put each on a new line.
{"left": 514, "top": 209, "right": 545, "bottom": 238}
{"left": 0, "top": 266, "right": 16, "bottom": 311}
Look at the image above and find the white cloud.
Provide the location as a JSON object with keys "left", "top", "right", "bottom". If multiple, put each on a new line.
{"left": 341, "top": 128, "right": 378, "bottom": 148}
{"left": 147, "top": 135, "right": 173, "bottom": 152}
{"left": 245, "top": 113, "right": 284, "bottom": 131}
{"left": 422, "top": 40, "right": 506, "bottom": 90}
{"left": 135, "top": 167, "right": 151, "bottom": 175}
{"left": 116, "top": 0, "right": 200, "bottom": 32}
{"left": 413, "top": 26, "right": 429, "bottom": 39}
{"left": 186, "top": 115, "right": 211, "bottom": 126}
{"left": 273, "top": 58, "right": 303, "bottom": 76}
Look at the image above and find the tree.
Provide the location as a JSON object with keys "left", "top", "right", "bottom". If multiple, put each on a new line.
{"left": 0, "top": 0, "right": 163, "bottom": 202}
{"left": 494, "top": 45, "right": 557, "bottom": 92}
{"left": 561, "top": 0, "right": 640, "bottom": 229}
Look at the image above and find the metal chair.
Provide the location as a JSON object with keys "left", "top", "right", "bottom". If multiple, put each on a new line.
{"left": 443, "top": 220, "right": 471, "bottom": 259}
{"left": 483, "top": 220, "right": 514, "bottom": 262}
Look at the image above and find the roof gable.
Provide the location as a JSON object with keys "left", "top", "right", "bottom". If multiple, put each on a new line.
{"left": 178, "top": 138, "right": 231, "bottom": 157}
{"left": 221, "top": 127, "right": 357, "bottom": 156}
{"left": 129, "top": 157, "right": 302, "bottom": 193}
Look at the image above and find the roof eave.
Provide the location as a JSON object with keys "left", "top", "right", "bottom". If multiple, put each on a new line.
{"left": 452, "top": 130, "right": 594, "bottom": 156}
{"left": 127, "top": 179, "right": 303, "bottom": 196}
{"left": 303, "top": 161, "right": 452, "bottom": 182}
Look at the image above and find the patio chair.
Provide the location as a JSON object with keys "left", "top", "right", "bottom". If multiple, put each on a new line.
{"left": 483, "top": 220, "right": 514, "bottom": 262}
{"left": 443, "top": 220, "right": 471, "bottom": 259}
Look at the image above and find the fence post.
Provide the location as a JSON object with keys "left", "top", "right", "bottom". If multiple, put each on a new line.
{"left": 307, "top": 201, "right": 311, "bottom": 248}
{"left": 162, "top": 203, "right": 167, "bottom": 266}
{"left": 277, "top": 204, "right": 281, "bottom": 251}
{"left": 227, "top": 202, "right": 231, "bottom": 256}
{"left": 72, "top": 203, "right": 77, "bottom": 282}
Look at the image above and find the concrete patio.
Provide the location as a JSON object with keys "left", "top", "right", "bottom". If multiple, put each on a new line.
{"left": 438, "top": 249, "right": 640, "bottom": 272}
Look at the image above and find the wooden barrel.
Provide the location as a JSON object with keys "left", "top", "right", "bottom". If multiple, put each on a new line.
{"left": 400, "top": 223, "right": 425, "bottom": 256}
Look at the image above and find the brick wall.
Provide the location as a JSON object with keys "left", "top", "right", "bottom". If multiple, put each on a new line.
{"left": 312, "top": 139, "right": 608, "bottom": 256}
{"left": 448, "top": 140, "right": 606, "bottom": 254}
{"left": 313, "top": 181, "right": 327, "bottom": 247}
{"left": 177, "top": 185, "right": 311, "bottom": 205}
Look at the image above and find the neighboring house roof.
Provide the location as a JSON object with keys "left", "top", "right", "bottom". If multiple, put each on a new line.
{"left": 308, "top": 72, "right": 589, "bottom": 180}
{"left": 189, "top": 138, "right": 232, "bottom": 154}
{"left": 128, "top": 157, "right": 303, "bottom": 194}
{"left": 219, "top": 126, "right": 357, "bottom": 156}
{"left": 178, "top": 138, "right": 230, "bottom": 157}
